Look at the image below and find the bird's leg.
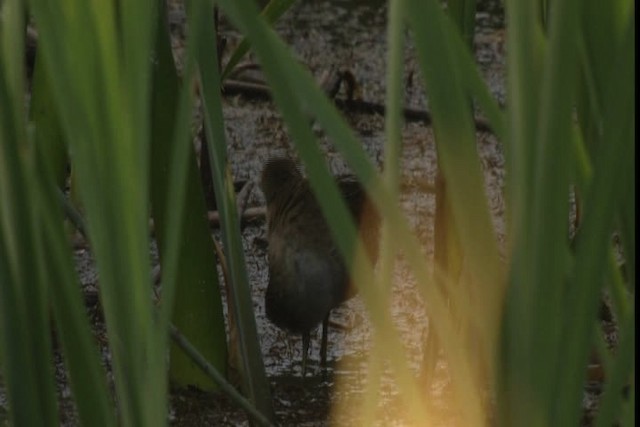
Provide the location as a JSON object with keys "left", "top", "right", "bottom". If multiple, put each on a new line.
{"left": 320, "top": 312, "right": 330, "bottom": 368}
{"left": 301, "top": 331, "right": 310, "bottom": 377}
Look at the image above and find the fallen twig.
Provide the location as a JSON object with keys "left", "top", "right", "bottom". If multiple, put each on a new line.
{"left": 207, "top": 206, "right": 266, "bottom": 225}
{"left": 222, "top": 78, "right": 496, "bottom": 134}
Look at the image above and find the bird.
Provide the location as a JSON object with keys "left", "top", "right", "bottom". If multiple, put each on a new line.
{"left": 260, "top": 157, "right": 379, "bottom": 376}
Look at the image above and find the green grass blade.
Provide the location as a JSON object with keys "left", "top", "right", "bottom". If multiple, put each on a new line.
{"left": 220, "top": 0, "right": 297, "bottom": 81}
{"left": 0, "top": 4, "right": 58, "bottom": 423}
{"left": 24, "top": 31, "right": 115, "bottom": 424}
{"left": 30, "top": 51, "right": 67, "bottom": 189}
{"left": 383, "top": 0, "right": 405, "bottom": 197}
{"left": 40, "top": 183, "right": 116, "bottom": 426}
{"left": 195, "top": 0, "right": 274, "bottom": 420}
{"left": 149, "top": 2, "right": 228, "bottom": 392}
{"left": 499, "top": 3, "right": 546, "bottom": 423}
{"left": 443, "top": 15, "right": 506, "bottom": 141}
{"left": 503, "top": 0, "right": 544, "bottom": 253}
{"left": 407, "top": 0, "right": 503, "bottom": 373}
{"left": 27, "top": 0, "right": 167, "bottom": 423}
{"left": 555, "top": 15, "right": 634, "bottom": 425}
{"left": 447, "top": 0, "right": 477, "bottom": 48}
{"left": 377, "top": 0, "right": 405, "bottom": 318}
{"left": 524, "top": 0, "right": 580, "bottom": 418}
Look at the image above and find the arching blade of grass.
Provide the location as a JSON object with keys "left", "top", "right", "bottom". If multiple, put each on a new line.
{"left": 379, "top": 0, "right": 405, "bottom": 299}
{"left": 220, "top": 0, "right": 297, "bottom": 81}
{"left": 448, "top": 0, "right": 477, "bottom": 48}
{"left": 555, "top": 15, "right": 634, "bottom": 425}
{"left": 499, "top": 2, "right": 560, "bottom": 424}
{"left": 407, "top": 0, "right": 504, "bottom": 403}
{"left": 36, "top": 168, "right": 116, "bottom": 427}
{"left": 28, "top": 23, "right": 115, "bottom": 425}
{"left": 27, "top": 0, "right": 166, "bottom": 423}
{"left": 30, "top": 51, "right": 67, "bottom": 189}
{"left": 495, "top": 0, "right": 583, "bottom": 422}
{"left": 193, "top": 0, "right": 275, "bottom": 420}
{"left": 497, "top": 0, "right": 634, "bottom": 425}
{"left": 0, "top": 5, "right": 58, "bottom": 423}
{"left": 149, "top": 1, "right": 228, "bottom": 392}
{"left": 576, "top": 1, "right": 635, "bottom": 294}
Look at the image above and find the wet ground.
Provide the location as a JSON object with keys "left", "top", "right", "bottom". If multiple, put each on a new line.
{"left": 164, "top": 2, "right": 618, "bottom": 424}
{"left": 70, "top": 2, "right": 508, "bottom": 424}
{"left": 3, "top": 1, "right": 617, "bottom": 426}
{"left": 198, "top": 0, "right": 507, "bottom": 379}
{"left": 163, "top": 1, "right": 506, "bottom": 424}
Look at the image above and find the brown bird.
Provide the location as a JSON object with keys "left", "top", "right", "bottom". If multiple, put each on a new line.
{"left": 261, "top": 157, "right": 379, "bottom": 376}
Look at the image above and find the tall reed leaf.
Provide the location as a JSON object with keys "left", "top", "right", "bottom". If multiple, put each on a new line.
{"left": 192, "top": 0, "right": 275, "bottom": 420}
{"left": 27, "top": 0, "right": 165, "bottom": 423}
{"left": 0, "top": 6, "right": 58, "bottom": 424}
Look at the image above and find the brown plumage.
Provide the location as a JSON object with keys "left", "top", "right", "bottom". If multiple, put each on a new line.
{"left": 261, "top": 157, "right": 379, "bottom": 376}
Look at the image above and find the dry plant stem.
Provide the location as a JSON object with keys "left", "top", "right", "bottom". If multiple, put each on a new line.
{"left": 207, "top": 206, "right": 266, "bottom": 225}
{"left": 209, "top": 181, "right": 252, "bottom": 390}
{"left": 227, "top": 62, "right": 263, "bottom": 80}
{"left": 235, "top": 180, "right": 254, "bottom": 214}
{"left": 211, "top": 231, "right": 245, "bottom": 390}
{"left": 221, "top": 79, "right": 496, "bottom": 133}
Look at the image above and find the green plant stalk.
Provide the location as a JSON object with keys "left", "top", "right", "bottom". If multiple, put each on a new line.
{"left": 439, "top": 0, "right": 477, "bottom": 356}
{"left": 29, "top": 30, "right": 115, "bottom": 416}
{"left": 0, "top": 2, "right": 58, "bottom": 423}
{"left": 149, "top": 1, "right": 227, "bottom": 392}
{"left": 441, "top": 0, "right": 477, "bottom": 342}
{"left": 377, "top": 2, "right": 431, "bottom": 422}
{"left": 376, "top": 0, "right": 405, "bottom": 392}
{"left": 195, "top": 0, "right": 274, "bottom": 420}
{"left": 0, "top": 147, "right": 58, "bottom": 425}
{"left": 528, "top": 0, "right": 580, "bottom": 417}
{"left": 220, "top": 0, "right": 297, "bottom": 81}
{"left": 447, "top": 0, "right": 476, "bottom": 48}
{"left": 27, "top": 0, "right": 165, "bottom": 423}
{"left": 555, "top": 18, "right": 634, "bottom": 425}
{"left": 40, "top": 186, "right": 115, "bottom": 426}
{"left": 30, "top": 51, "right": 67, "bottom": 189}
{"left": 377, "top": 0, "right": 405, "bottom": 322}
{"left": 499, "top": 2, "right": 545, "bottom": 423}
{"left": 407, "top": 2, "right": 504, "bottom": 408}
{"left": 576, "top": 0, "right": 630, "bottom": 158}
{"left": 503, "top": 0, "right": 543, "bottom": 257}
{"left": 383, "top": 0, "right": 405, "bottom": 194}
{"left": 28, "top": 48, "right": 112, "bottom": 424}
